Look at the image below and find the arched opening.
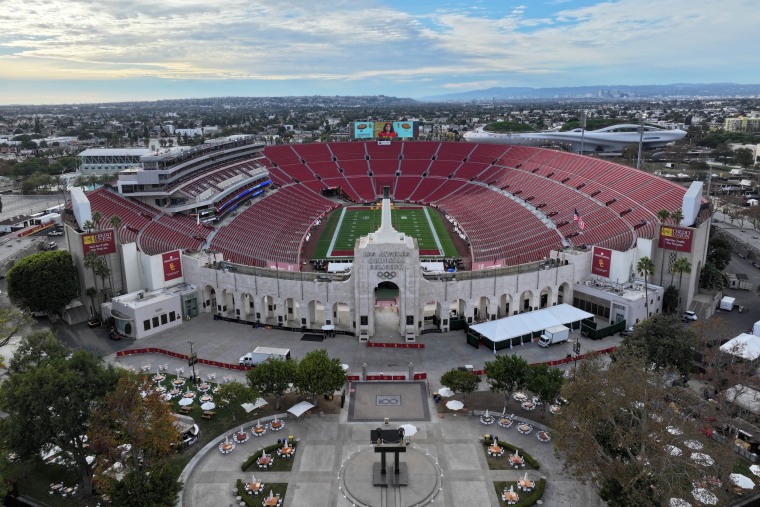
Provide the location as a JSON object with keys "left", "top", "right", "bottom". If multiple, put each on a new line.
{"left": 240, "top": 293, "right": 254, "bottom": 320}
{"left": 539, "top": 287, "right": 552, "bottom": 309}
{"left": 374, "top": 281, "right": 400, "bottom": 335}
{"left": 449, "top": 299, "right": 467, "bottom": 326}
{"left": 203, "top": 285, "right": 216, "bottom": 313}
{"left": 332, "top": 302, "right": 351, "bottom": 331}
{"left": 284, "top": 298, "right": 301, "bottom": 327}
{"left": 475, "top": 296, "right": 490, "bottom": 322}
{"left": 221, "top": 290, "right": 235, "bottom": 317}
{"left": 557, "top": 283, "right": 570, "bottom": 305}
{"left": 308, "top": 300, "right": 326, "bottom": 328}
{"left": 519, "top": 290, "right": 533, "bottom": 312}
{"left": 423, "top": 301, "right": 442, "bottom": 332}
{"left": 261, "top": 295, "right": 275, "bottom": 324}
{"left": 498, "top": 294, "right": 513, "bottom": 317}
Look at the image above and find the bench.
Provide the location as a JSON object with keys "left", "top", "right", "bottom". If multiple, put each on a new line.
{"left": 202, "top": 410, "right": 216, "bottom": 419}
{"left": 179, "top": 406, "right": 193, "bottom": 414}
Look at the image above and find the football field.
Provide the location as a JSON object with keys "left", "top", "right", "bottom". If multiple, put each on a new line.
{"left": 313, "top": 206, "right": 458, "bottom": 259}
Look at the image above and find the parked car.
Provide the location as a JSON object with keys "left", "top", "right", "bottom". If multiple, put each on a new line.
{"left": 619, "top": 326, "right": 635, "bottom": 337}
{"left": 682, "top": 310, "right": 698, "bottom": 322}
{"left": 47, "top": 230, "right": 64, "bottom": 236}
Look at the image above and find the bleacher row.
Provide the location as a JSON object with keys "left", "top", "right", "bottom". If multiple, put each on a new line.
{"left": 255, "top": 142, "right": 689, "bottom": 263}
{"left": 178, "top": 160, "right": 262, "bottom": 198}
{"left": 84, "top": 141, "right": 690, "bottom": 268}
{"left": 86, "top": 187, "right": 210, "bottom": 256}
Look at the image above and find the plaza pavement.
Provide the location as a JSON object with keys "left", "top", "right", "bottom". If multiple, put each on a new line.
{"left": 102, "top": 313, "right": 613, "bottom": 507}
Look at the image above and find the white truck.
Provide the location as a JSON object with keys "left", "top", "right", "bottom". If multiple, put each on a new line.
{"left": 538, "top": 325, "right": 570, "bottom": 348}
{"left": 239, "top": 346, "right": 291, "bottom": 366}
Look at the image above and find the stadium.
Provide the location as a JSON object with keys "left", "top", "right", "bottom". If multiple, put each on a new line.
{"left": 64, "top": 135, "right": 712, "bottom": 343}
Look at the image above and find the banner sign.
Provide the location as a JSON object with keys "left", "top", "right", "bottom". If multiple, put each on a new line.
{"left": 82, "top": 229, "right": 116, "bottom": 256}
{"left": 162, "top": 250, "right": 183, "bottom": 281}
{"left": 591, "top": 246, "right": 612, "bottom": 277}
{"left": 658, "top": 225, "right": 693, "bottom": 253}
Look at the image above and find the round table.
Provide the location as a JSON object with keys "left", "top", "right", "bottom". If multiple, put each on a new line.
{"left": 270, "top": 421, "right": 284, "bottom": 431}
{"left": 253, "top": 426, "right": 266, "bottom": 437}
{"left": 183, "top": 392, "right": 195, "bottom": 399}
{"left": 200, "top": 394, "right": 213, "bottom": 403}
{"left": 155, "top": 386, "right": 166, "bottom": 394}
{"left": 198, "top": 383, "right": 210, "bottom": 392}
{"left": 173, "top": 379, "right": 185, "bottom": 387}
{"left": 480, "top": 416, "right": 494, "bottom": 425}
{"left": 498, "top": 417, "right": 513, "bottom": 428}
{"left": 219, "top": 442, "right": 235, "bottom": 454}
{"left": 257, "top": 456, "right": 272, "bottom": 467}
{"left": 153, "top": 374, "right": 166, "bottom": 383}
{"left": 536, "top": 431, "right": 551, "bottom": 442}
{"left": 170, "top": 388, "right": 181, "bottom": 396}
{"left": 279, "top": 446, "right": 294, "bottom": 458}
{"left": 488, "top": 445, "right": 504, "bottom": 457}
{"left": 236, "top": 432, "right": 249, "bottom": 444}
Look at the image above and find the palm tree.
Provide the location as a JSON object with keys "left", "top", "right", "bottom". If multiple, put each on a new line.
{"left": 81, "top": 220, "right": 94, "bottom": 233}
{"left": 656, "top": 209, "right": 670, "bottom": 285}
{"left": 671, "top": 208, "right": 684, "bottom": 225}
{"left": 91, "top": 211, "right": 102, "bottom": 230}
{"left": 95, "top": 257, "right": 111, "bottom": 302}
{"left": 671, "top": 257, "right": 692, "bottom": 311}
{"left": 84, "top": 252, "right": 100, "bottom": 309}
{"left": 107, "top": 215, "right": 122, "bottom": 296}
{"left": 636, "top": 256, "right": 655, "bottom": 316}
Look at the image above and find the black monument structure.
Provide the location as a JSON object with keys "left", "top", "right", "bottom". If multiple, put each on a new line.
{"left": 370, "top": 428, "right": 409, "bottom": 487}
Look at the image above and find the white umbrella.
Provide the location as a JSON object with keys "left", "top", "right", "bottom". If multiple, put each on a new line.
{"left": 690, "top": 452, "right": 715, "bottom": 466}
{"left": 485, "top": 409, "right": 490, "bottom": 418}
{"left": 269, "top": 490, "right": 274, "bottom": 499}
{"left": 750, "top": 464, "right": 760, "bottom": 477}
{"left": 399, "top": 424, "right": 417, "bottom": 437}
{"left": 669, "top": 499, "right": 691, "bottom": 507}
{"left": 179, "top": 397, "right": 193, "bottom": 406}
{"left": 201, "top": 402, "right": 216, "bottom": 411}
{"left": 341, "top": 364, "right": 349, "bottom": 371}
{"left": 446, "top": 400, "right": 464, "bottom": 410}
{"left": 251, "top": 473, "right": 256, "bottom": 483}
{"left": 287, "top": 401, "right": 316, "bottom": 417}
{"left": 730, "top": 473, "right": 755, "bottom": 490}
{"left": 684, "top": 440, "right": 703, "bottom": 450}
{"left": 691, "top": 488, "right": 717, "bottom": 505}
{"left": 665, "top": 445, "right": 682, "bottom": 457}
{"left": 438, "top": 387, "right": 454, "bottom": 397}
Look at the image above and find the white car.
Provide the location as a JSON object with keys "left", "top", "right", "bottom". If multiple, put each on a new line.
{"left": 682, "top": 311, "right": 698, "bottom": 321}
{"left": 48, "top": 230, "right": 64, "bottom": 236}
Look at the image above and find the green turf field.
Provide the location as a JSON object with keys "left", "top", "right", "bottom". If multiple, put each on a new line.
{"left": 312, "top": 206, "right": 458, "bottom": 259}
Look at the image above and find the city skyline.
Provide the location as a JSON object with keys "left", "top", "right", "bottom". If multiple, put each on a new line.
{"left": 0, "top": 0, "right": 757, "bottom": 105}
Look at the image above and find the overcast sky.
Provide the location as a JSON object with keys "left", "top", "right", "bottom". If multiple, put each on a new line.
{"left": 0, "top": 0, "right": 755, "bottom": 105}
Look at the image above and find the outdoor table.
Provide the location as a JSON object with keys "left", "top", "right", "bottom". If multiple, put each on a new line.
{"left": 245, "top": 482, "right": 263, "bottom": 494}
{"left": 253, "top": 426, "right": 266, "bottom": 436}
{"left": 183, "top": 392, "right": 195, "bottom": 398}
{"left": 521, "top": 401, "right": 535, "bottom": 411}
{"left": 257, "top": 455, "right": 272, "bottom": 467}
{"left": 513, "top": 392, "right": 528, "bottom": 402}
{"left": 536, "top": 431, "right": 551, "bottom": 443}
{"left": 172, "top": 379, "right": 185, "bottom": 386}
{"left": 517, "top": 424, "right": 533, "bottom": 435}
{"left": 509, "top": 455, "right": 525, "bottom": 468}
{"left": 502, "top": 490, "right": 519, "bottom": 504}
{"left": 498, "top": 417, "right": 513, "bottom": 428}
{"left": 198, "top": 383, "right": 210, "bottom": 391}
{"left": 219, "top": 442, "right": 235, "bottom": 454}
{"left": 51, "top": 484, "right": 63, "bottom": 491}
{"left": 237, "top": 432, "right": 249, "bottom": 443}
{"left": 64, "top": 487, "right": 74, "bottom": 495}
{"left": 200, "top": 394, "right": 213, "bottom": 403}
{"left": 155, "top": 386, "right": 166, "bottom": 394}
{"left": 278, "top": 446, "right": 294, "bottom": 458}
{"left": 488, "top": 445, "right": 504, "bottom": 457}
{"left": 169, "top": 388, "right": 181, "bottom": 396}
{"left": 153, "top": 374, "right": 165, "bottom": 383}
{"left": 270, "top": 420, "right": 284, "bottom": 431}
{"left": 480, "top": 415, "right": 494, "bottom": 425}
{"left": 519, "top": 479, "right": 535, "bottom": 491}
{"left": 263, "top": 496, "right": 279, "bottom": 506}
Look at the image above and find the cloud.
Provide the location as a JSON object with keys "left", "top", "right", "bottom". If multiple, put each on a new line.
{"left": 0, "top": 0, "right": 757, "bottom": 101}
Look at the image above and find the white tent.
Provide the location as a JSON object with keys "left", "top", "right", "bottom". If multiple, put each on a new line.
{"left": 287, "top": 401, "right": 315, "bottom": 417}
{"left": 720, "top": 334, "right": 760, "bottom": 360}
{"left": 242, "top": 398, "right": 269, "bottom": 413}
{"left": 469, "top": 304, "right": 593, "bottom": 350}
{"left": 724, "top": 384, "right": 760, "bottom": 415}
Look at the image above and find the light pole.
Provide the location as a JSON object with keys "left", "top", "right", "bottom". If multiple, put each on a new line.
{"left": 636, "top": 119, "right": 645, "bottom": 170}
{"left": 188, "top": 340, "right": 197, "bottom": 384}
{"left": 579, "top": 112, "right": 586, "bottom": 155}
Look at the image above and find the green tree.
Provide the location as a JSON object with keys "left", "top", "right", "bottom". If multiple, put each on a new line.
{"left": 699, "top": 262, "right": 726, "bottom": 290}
{"left": 91, "top": 210, "right": 102, "bottom": 230}
{"left": 106, "top": 464, "right": 183, "bottom": 507}
{"left": 95, "top": 256, "right": 111, "bottom": 301}
{"left": 555, "top": 354, "right": 733, "bottom": 507}
{"left": 84, "top": 251, "right": 100, "bottom": 308}
{"left": 670, "top": 208, "right": 684, "bottom": 226}
{"left": 0, "top": 307, "right": 30, "bottom": 346}
{"left": 706, "top": 235, "right": 732, "bottom": 271}
{"left": 294, "top": 349, "right": 346, "bottom": 401}
{"left": 0, "top": 331, "right": 120, "bottom": 496}
{"left": 734, "top": 147, "right": 755, "bottom": 169}
{"left": 440, "top": 368, "right": 480, "bottom": 399}
{"left": 662, "top": 285, "right": 679, "bottom": 314}
{"left": 484, "top": 354, "right": 530, "bottom": 406}
{"left": 6, "top": 250, "right": 79, "bottom": 315}
{"left": 246, "top": 358, "right": 297, "bottom": 410}
{"left": 671, "top": 257, "right": 692, "bottom": 310}
{"left": 525, "top": 364, "right": 564, "bottom": 411}
{"left": 216, "top": 380, "right": 258, "bottom": 423}
{"left": 89, "top": 371, "right": 179, "bottom": 472}
{"left": 636, "top": 256, "right": 655, "bottom": 316}
{"left": 621, "top": 314, "right": 697, "bottom": 379}
{"left": 82, "top": 219, "right": 94, "bottom": 233}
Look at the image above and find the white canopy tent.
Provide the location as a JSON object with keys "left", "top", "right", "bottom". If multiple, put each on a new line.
{"left": 327, "top": 262, "right": 352, "bottom": 273}
{"left": 720, "top": 333, "right": 760, "bottom": 361}
{"left": 287, "top": 401, "right": 316, "bottom": 418}
{"left": 469, "top": 304, "right": 593, "bottom": 352}
{"left": 242, "top": 398, "right": 269, "bottom": 413}
{"left": 421, "top": 262, "right": 445, "bottom": 273}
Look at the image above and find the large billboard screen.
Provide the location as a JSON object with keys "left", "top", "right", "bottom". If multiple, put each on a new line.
{"left": 351, "top": 121, "right": 417, "bottom": 140}
{"left": 658, "top": 225, "right": 693, "bottom": 253}
{"left": 82, "top": 229, "right": 116, "bottom": 256}
{"left": 591, "top": 246, "right": 612, "bottom": 278}
{"left": 162, "top": 250, "right": 183, "bottom": 282}
{"left": 353, "top": 122, "right": 375, "bottom": 139}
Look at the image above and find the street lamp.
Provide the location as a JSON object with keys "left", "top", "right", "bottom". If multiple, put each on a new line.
{"left": 188, "top": 340, "right": 197, "bottom": 384}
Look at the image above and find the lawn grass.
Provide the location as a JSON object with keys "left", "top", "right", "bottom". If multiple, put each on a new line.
{"left": 236, "top": 479, "right": 287, "bottom": 507}
{"left": 482, "top": 439, "right": 540, "bottom": 471}
{"left": 312, "top": 205, "right": 457, "bottom": 259}
{"left": 493, "top": 479, "right": 546, "bottom": 507}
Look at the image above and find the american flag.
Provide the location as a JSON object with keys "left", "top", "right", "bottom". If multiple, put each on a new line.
{"left": 573, "top": 208, "right": 585, "bottom": 230}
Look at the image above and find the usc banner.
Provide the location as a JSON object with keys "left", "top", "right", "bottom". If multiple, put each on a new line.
{"left": 591, "top": 246, "right": 612, "bottom": 278}
{"left": 82, "top": 229, "right": 116, "bottom": 256}
{"left": 162, "top": 250, "right": 183, "bottom": 281}
{"left": 658, "top": 225, "right": 693, "bottom": 253}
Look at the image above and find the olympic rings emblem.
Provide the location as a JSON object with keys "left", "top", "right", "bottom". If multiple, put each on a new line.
{"left": 377, "top": 271, "right": 397, "bottom": 279}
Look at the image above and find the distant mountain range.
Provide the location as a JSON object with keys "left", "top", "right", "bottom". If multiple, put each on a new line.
{"left": 420, "top": 83, "right": 760, "bottom": 102}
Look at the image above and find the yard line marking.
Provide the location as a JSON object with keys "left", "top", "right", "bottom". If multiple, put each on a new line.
{"left": 326, "top": 207, "right": 347, "bottom": 258}
{"left": 423, "top": 207, "right": 444, "bottom": 255}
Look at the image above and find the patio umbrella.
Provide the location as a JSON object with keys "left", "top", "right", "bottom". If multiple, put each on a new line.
{"left": 669, "top": 499, "right": 691, "bottom": 507}
{"left": 438, "top": 387, "right": 454, "bottom": 397}
{"left": 341, "top": 364, "right": 349, "bottom": 371}
{"left": 690, "top": 452, "right": 714, "bottom": 466}
{"left": 446, "top": 400, "right": 464, "bottom": 410}
{"left": 691, "top": 488, "right": 717, "bottom": 505}
{"left": 665, "top": 445, "right": 682, "bottom": 457}
{"left": 730, "top": 473, "right": 755, "bottom": 490}
{"left": 399, "top": 424, "right": 417, "bottom": 437}
{"left": 683, "top": 440, "right": 703, "bottom": 450}
{"left": 201, "top": 402, "right": 216, "bottom": 411}
{"left": 750, "top": 464, "right": 760, "bottom": 477}
{"left": 179, "top": 398, "right": 193, "bottom": 406}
